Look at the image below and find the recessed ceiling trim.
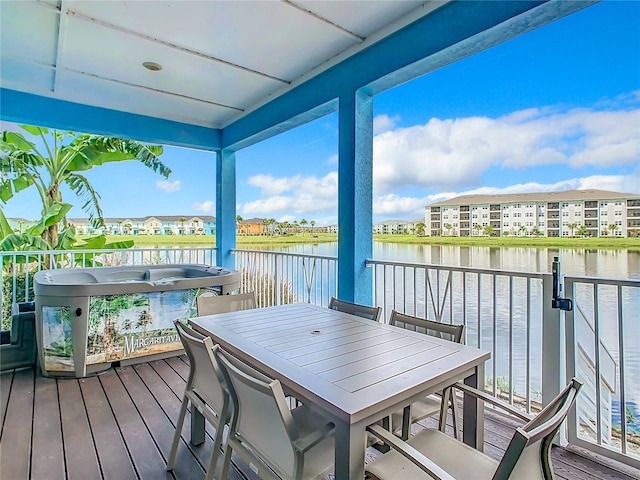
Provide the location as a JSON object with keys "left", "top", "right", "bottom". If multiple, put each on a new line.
{"left": 66, "top": 9, "right": 291, "bottom": 85}
{"left": 64, "top": 67, "right": 245, "bottom": 112}
{"left": 52, "top": 0, "right": 70, "bottom": 93}
{"left": 282, "top": 0, "right": 365, "bottom": 42}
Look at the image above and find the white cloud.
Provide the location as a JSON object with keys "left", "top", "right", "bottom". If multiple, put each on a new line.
{"left": 372, "top": 104, "right": 640, "bottom": 194}
{"left": 192, "top": 200, "right": 214, "bottom": 213}
{"left": 241, "top": 172, "right": 338, "bottom": 217}
{"left": 373, "top": 114, "right": 400, "bottom": 135}
{"left": 370, "top": 172, "right": 639, "bottom": 221}
{"left": 156, "top": 179, "right": 181, "bottom": 192}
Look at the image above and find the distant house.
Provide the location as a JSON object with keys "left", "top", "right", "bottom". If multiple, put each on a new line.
{"left": 237, "top": 218, "right": 268, "bottom": 235}
{"left": 373, "top": 220, "right": 412, "bottom": 235}
{"left": 68, "top": 215, "right": 216, "bottom": 235}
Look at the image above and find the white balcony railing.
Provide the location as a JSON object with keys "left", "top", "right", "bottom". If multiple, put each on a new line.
{"left": 1, "top": 247, "right": 637, "bottom": 467}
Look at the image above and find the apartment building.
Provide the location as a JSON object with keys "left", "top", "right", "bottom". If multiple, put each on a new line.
{"left": 69, "top": 216, "right": 216, "bottom": 235}
{"left": 425, "top": 189, "right": 640, "bottom": 238}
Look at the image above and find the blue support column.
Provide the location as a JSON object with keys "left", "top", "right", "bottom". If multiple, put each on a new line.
{"left": 337, "top": 90, "right": 373, "bottom": 305}
{"left": 216, "top": 149, "right": 236, "bottom": 269}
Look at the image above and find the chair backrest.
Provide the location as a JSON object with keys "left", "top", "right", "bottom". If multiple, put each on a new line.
{"left": 328, "top": 297, "right": 382, "bottom": 322}
{"left": 389, "top": 310, "right": 464, "bottom": 343}
{"left": 493, "top": 378, "right": 583, "bottom": 480}
{"left": 216, "top": 348, "right": 300, "bottom": 479}
{"left": 196, "top": 291, "right": 257, "bottom": 316}
{"left": 174, "top": 320, "right": 227, "bottom": 415}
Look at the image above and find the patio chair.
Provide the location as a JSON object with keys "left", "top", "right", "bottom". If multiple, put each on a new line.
{"left": 389, "top": 310, "right": 465, "bottom": 439}
{"left": 365, "top": 377, "right": 583, "bottom": 480}
{"left": 328, "top": 297, "right": 382, "bottom": 322}
{"left": 216, "top": 347, "right": 335, "bottom": 480}
{"left": 196, "top": 291, "right": 257, "bottom": 316}
{"left": 166, "top": 320, "right": 231, "bottom": 480}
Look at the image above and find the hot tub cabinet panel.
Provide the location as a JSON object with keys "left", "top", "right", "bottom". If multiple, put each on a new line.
{"left": 34, "top": 264, "right": 240, "bottom": 378}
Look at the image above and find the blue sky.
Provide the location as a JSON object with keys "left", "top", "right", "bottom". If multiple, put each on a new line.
{"left": 3, "top": 1, "right": 639, "bottom": 226}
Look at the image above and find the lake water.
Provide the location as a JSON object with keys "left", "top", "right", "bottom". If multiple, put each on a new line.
{"left": 264, "top": 242, "right": 640, "bottom": 279}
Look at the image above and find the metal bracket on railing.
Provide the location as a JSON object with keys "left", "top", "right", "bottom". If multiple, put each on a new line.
{"left": 551, "top": 256, "right": 573, "bottom": 311}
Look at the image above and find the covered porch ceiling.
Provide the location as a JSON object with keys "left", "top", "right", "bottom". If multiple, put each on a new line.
{"left": 1, "top": 0, "right": 594, "bottom": 150}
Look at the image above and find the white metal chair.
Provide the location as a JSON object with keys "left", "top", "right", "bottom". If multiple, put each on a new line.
{"left": 328, "top": 297, "right": 382, "bottom": 322}
{"left": 166, "top": 320, "right": 231, "bottom": 480}
{"left": 365, "top": 378, "right": 583, "bottom": 480}
{"left": 216, "top": 348, "right": 335, "bottom": 480}
{"left": 389, "top": 310, "right": 465, "bottom": 439}
{"left": 196, "top": 291, "right": 257, "bottom": 316}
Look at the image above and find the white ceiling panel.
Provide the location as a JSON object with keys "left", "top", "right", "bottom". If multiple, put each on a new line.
{"left": 0, "top": 1, "right": 60, "bottom": 66}
{"left": 294, "top": 0, "right": 425, "bottom": 38}
{"left": 0, "top": 58, "right": 55, "bottom": 95}
{"left": 56, "top": 70, "right": 232, "bottom": 127}
{"left": 61, "top": 17, "right": 283, "bottom": 113}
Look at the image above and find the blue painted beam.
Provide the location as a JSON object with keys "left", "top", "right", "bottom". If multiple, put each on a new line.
{"left": 216, "top": 149, "right": 236, "bottom": 269}
{"left": 0, "top": 88, "right": 220, "bottom": 150}
{"left": 222, "top": 0, "right": 593, "bottom": 150}
{"left": 337, "top": 91, "right": 373, "bottom": 305}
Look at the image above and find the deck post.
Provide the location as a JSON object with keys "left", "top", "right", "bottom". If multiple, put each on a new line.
{"left": 216, "top": 149, "right": 236, "bottom": 269}
{"left": 337, "top": 89, "right": 373, "bottom": 305}
{"left": 542, "top": 273, "right": 564, "bottom": 413}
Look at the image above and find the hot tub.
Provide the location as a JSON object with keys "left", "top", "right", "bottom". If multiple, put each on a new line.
{"left": 34, "top": 264, "right": 240, "bottom": 378}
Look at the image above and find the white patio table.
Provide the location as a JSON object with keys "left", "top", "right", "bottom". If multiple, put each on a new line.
{"left": 190, "top": 302, "right": 490, "bottom": 480}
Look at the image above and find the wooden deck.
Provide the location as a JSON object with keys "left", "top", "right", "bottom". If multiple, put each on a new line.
{"left": 1, "top": 357, "right": 638, "bottom": 480}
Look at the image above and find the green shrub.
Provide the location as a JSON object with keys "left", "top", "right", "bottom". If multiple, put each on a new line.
{"left": 2, "top": 272, "right": 35, "bottom": 331}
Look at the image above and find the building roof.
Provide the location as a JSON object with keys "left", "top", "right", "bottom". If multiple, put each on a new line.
{"left": 68, "top": 215, "right": 215, "bottom": 223}
{"left": 428, "top": 189, "right": 640, "bottom": 207}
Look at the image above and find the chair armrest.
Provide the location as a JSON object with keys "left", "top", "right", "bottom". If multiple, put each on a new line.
{"left": 366, "top": 425, "right": 456, "bottom": 480}
{"left": 293, "top": 422, "right": 335, "bottom": 452}
{"left": 453, "top": 382, "right": 533, "bottom": 423}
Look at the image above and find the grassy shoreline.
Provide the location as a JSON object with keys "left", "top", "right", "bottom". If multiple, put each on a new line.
{"left": 92, "top": 234, "right": 640, "bottom": 250}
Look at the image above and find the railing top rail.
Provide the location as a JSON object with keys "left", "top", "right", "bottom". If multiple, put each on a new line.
{"left": 564, "top": 275, "right": 640, "bottom": 287}
{"left": 232, "top": 248, "right": 338, "bottom": 262}
{"left": 0, "top": 246, "right": 216, "bottom": 256}
{"left": 366, "top": 258, "right": 545, "bottom": 280}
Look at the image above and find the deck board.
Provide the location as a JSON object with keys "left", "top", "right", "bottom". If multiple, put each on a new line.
{"left": 80, "top": 375, "right": 137, "bottom": 480}
{"left": 58, "top": 375, "right": 102, "bottom": 480}
{"left": 1, "top": 359, "right": 638, "bottom": 480}
{"left": 1, "top": 368, "right": 34, "bottom": 480}
{"left": 31, "top": 376, "right": 65, "bottom": 480}
{"left": 99, "top": 368, "right": 171, "bottom": 479}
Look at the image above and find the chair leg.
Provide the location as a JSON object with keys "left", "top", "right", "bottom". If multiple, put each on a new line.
{"left": 220, "top": 440, "right": 234, "bottom": 480}
{"left": 438, "top": 387, "right": 460, "bottom": 439}
{"left": 206, "top": 405, "right": 230, "bottom": 480}
{"left": 449, "top": 389, "right": 461, "bottom": 440}
{"left": 167, "top": 394, "right": 189, "bottom": 470}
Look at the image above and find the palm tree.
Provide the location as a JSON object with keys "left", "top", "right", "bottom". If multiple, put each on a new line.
{"left": 310, "top": 220, "right": 316, "bottom": 234}
{"left": 473, "top": 224, "right": 482, "bottom": 236}
{"left": 608, "top": 223, "right": 618, "bottom": 236}
{"left": 300, "top": 218, "right": 308, "bottom": 236}
{"left": 1, "top": 124, "right": 169, "bottom": 248}
{"left": 179, "top": 217, "right": 186, "bottom": 235}
{"left": 444, "top": 223, "right": 453, "bottom": 236}
{"left": 518, "top": 225, "right": 527, "bottom": 237}
{"left": 567, "top": 222, "right": 578, "bottom": 237}
{"left": 236, "top": 215, "right": 243, "bottom": 235}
